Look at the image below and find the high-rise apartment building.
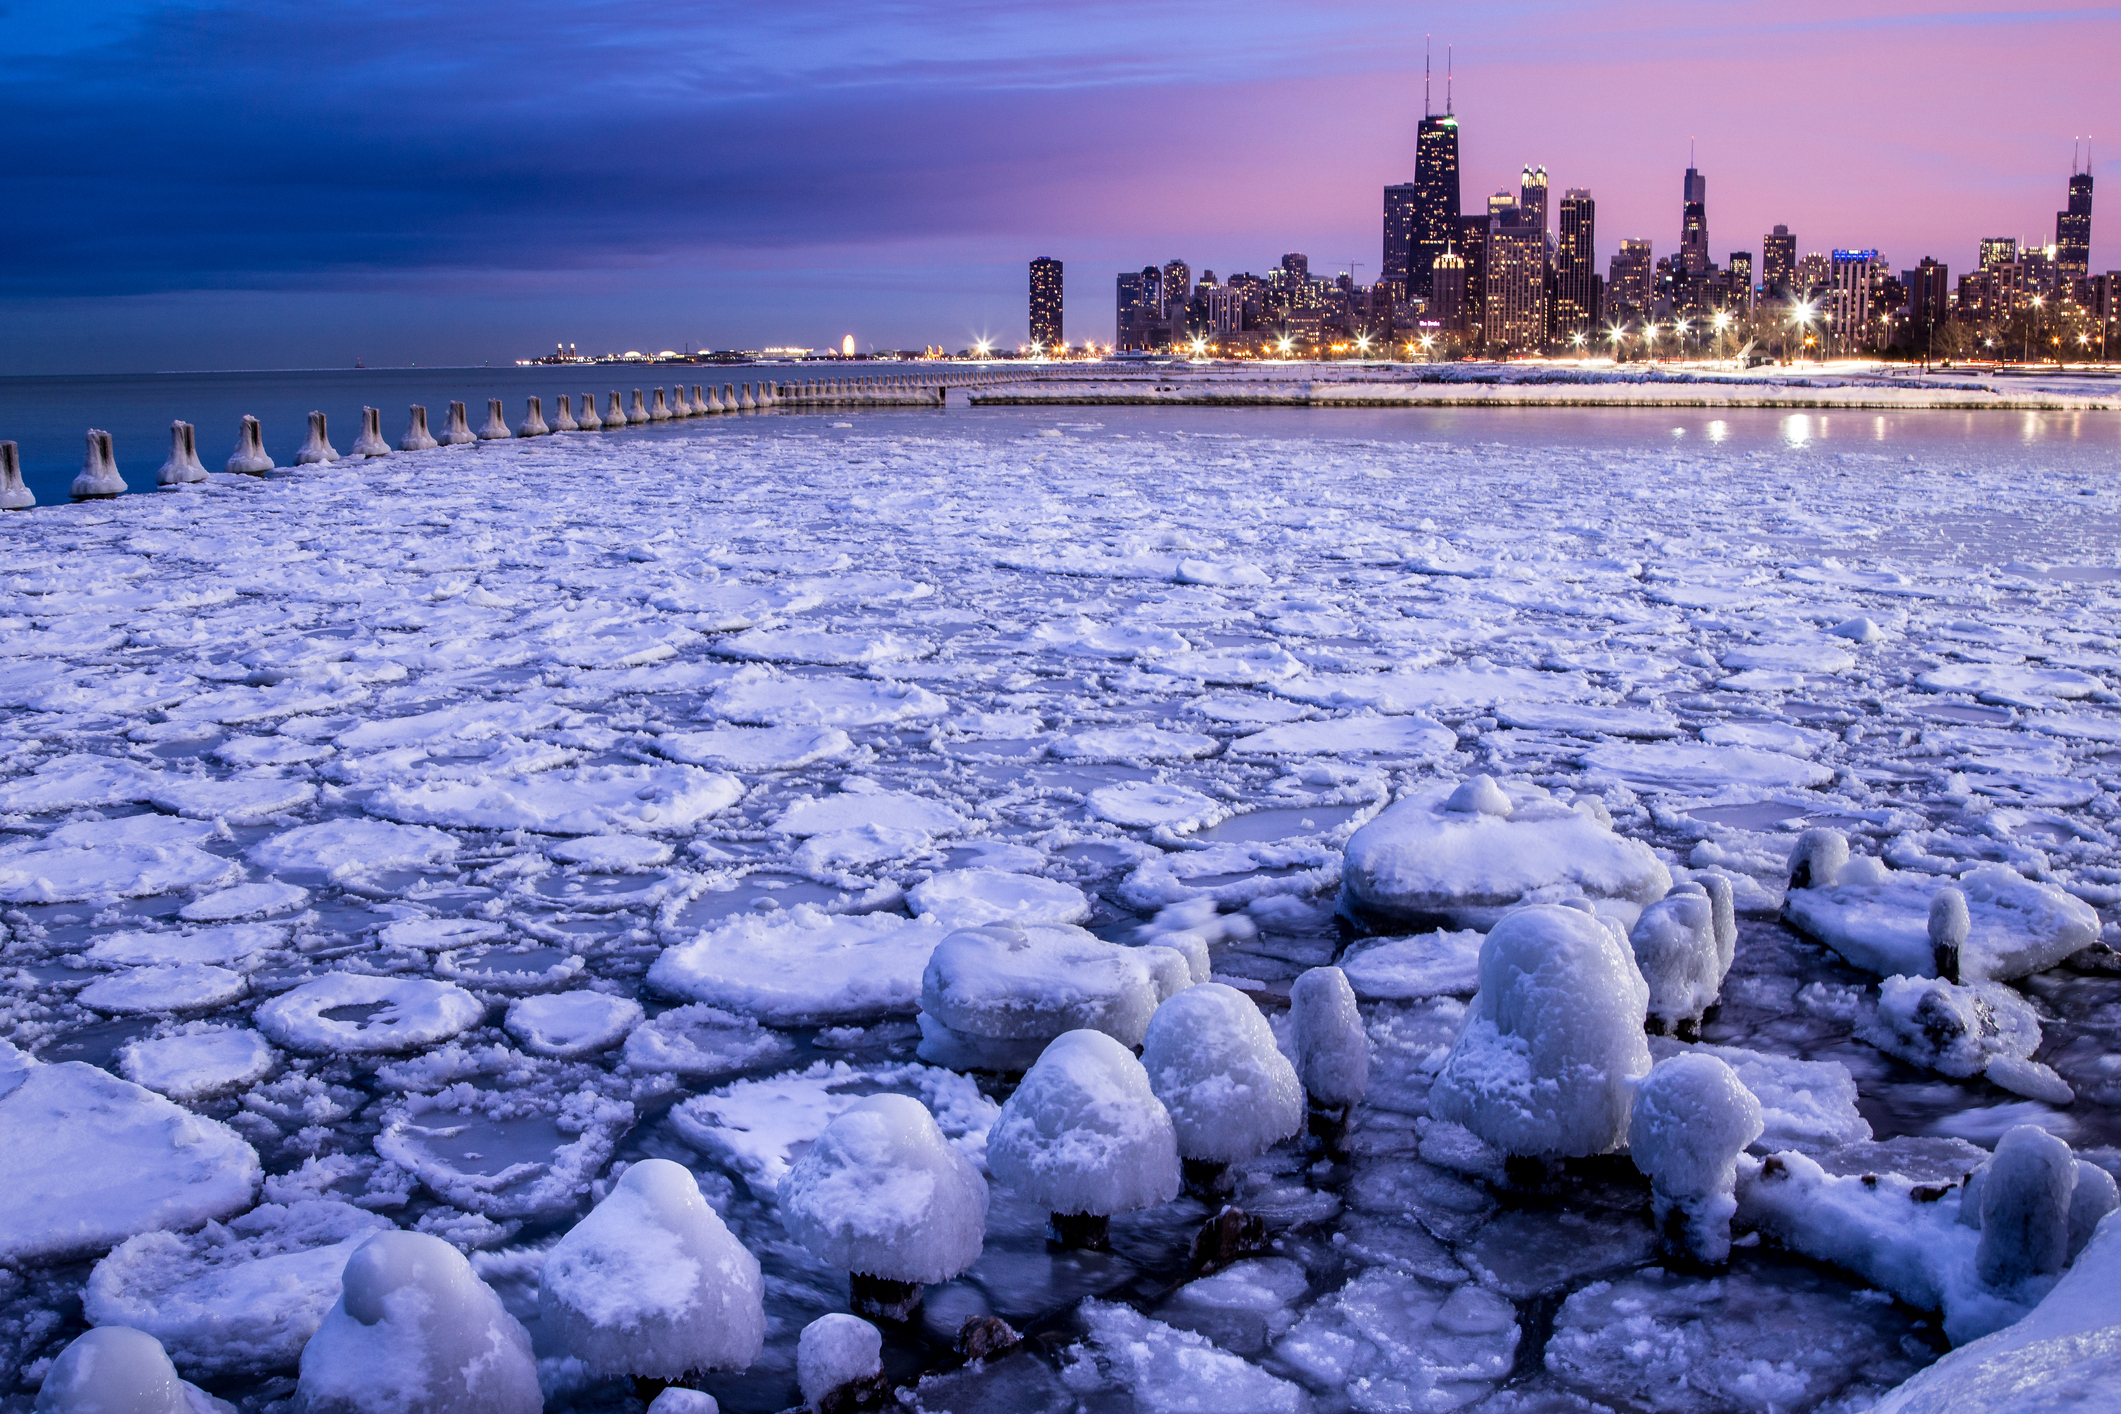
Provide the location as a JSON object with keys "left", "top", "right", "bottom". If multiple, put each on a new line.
{"left": 1608, "top": 239, "right": 1653, "bottom": 325}
{"left": 1484, "top": 211, "right": 1548, "bottom": 352}
{"left": 1162, "top": 261, "right": 1192, "bottom": 313}
{"left": 1553, "top": 189, "right": 1598, "bottom": 339}
{"left": 1281, "top": 253, "right": 1310, "bottom": 286}
{"left": 2057, "top": 164, "right": 2094, "bottom": 283}
{"left": 1906, "top": 257, "right": 1951, "bottom": 333}
{"left": 1429, "top": 249, "right": 1469, "bottom": 332}
{"left": 1829, "top": 250, "right": 1878, "bottom": 353}
{"left": 1728, "top": 251, "right": 1754, "bottom": 310}
{"left": 1980, "top": 237, "right": 2019, "bottom": 270}
{"left": 1410, "top": 115, "right": 1462, "bottom": 299}
{"left": 1116, "top": 267, "right": 1162, "bottom": 350}
{"left": 1455, "top": 215, "right": 1490, "bottom": 333}
{"left": 1763, "top": 226, "right": 1796, "bottom": 298}
{"left": 1383, "top": 183, "right": 1419, "bottom": 295}
{"left": 1681, "top": 164, "right": 1709, "bottom": 276}
{"left": 1029, "top": 258, "right": 1063, "bottom": 350}
{"left": 1519, "top": 166, "right": 1549, "bottom": 237}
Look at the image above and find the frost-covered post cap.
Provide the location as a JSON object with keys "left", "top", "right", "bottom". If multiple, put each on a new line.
{"left": 1139, "top": 983, "right": 1302, "bottom": 1166}
{"left": 1289, "top": 965, "right": 1367, "bottom": 1110}
{"left": 34, "top": 1326, "right": 193, "bottom": 1414}
{"left": 778, "top": 1093, "right": 988, "bottom": 1287}
{"left": 1629, "top": 1052, "right": 1763, "bottom": 1264}
{"left": 797, "top": 1313, "right": 883, "bottom": 1412}
{"left": 539, "top": 1158, "right": 765, "bottom": 1379}
{"left": 987, "top": 1029, "right": 1180, "bottom": 1221}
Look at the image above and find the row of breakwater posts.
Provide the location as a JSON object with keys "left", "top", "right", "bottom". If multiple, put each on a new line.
{"left": 0, "top": 366, "right": 1046, "bottom": 510}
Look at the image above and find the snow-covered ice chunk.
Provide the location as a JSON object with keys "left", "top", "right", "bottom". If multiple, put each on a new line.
{"left": 1630, "top": 1052, "right": 1764, "bottom": 1263}
{"left": 88, "top": 924, "right": 283, "bottom": 970}
{"left": 0, "top": 754, "right": 156, "bottom": 812}
{"left": 1138, "top": 982, "right": 1300, "bottom": 1173}
{"left": 377, "top": 918, "right": 506, "bottom": 952}
{"left": 375, "top": 1086, "right": 633, "bottom": 1218}
{"left": 916, "top": 923, "right": 1164, "bottom": 1070}
{"left": 1916, "top": 663, "right": 2106, "bottom": 706}
{"left": 775, "top": 788, "right": 963, "bottom": 837}
{"left": 713, "top": 627, "right": 930, "bottom": 665}
{"left": 84, "top": 1200, "right": 392, "bottom": 1377}
{"left": 1646, "top": 1037, "right": 1869, "bottom": 1153}
{"left": 987, "top": 1030, "right": 1181, "bottom": 1219}
{"left": 249, "top": 819, "right": 459, "bottom": 879}
{"left": 1494, "top": 702, "right": 1681, "bottom": 737}
{"left": 798, "top": 1314, "right": 883, "bottom": 1412}
{"left": 370, "top": 763, "right": 741, "bottom": 835}
{"left": 0, "top": 1062, "right": 260, "bottom": 1264}
{"left": 1430, "top": 904, "right": 1651, "bottom": 1160}
{"left": 1341, "top": 777, "right": 1670, "bottom": 930}
{"left": 295, "top": 1230, "right": 540, "bottom": 1414}
{"left": 779, "top": 1094, "right": 988, "bottom": 1288}
{"left": 178, "top": 881, "right": 308, "bottom": 922}
{"left": 709, "top": 670, "right": 948, "bottom": 727}
{"left": 650, "top": 908, "right": 949, "bottom": 1025}
{"left": 1071, "top": 1302, "right": 1306, "bottom": 1414}
{"left": 1782, "top": 833, "right": 2098, "bottom": 980}
{"left": 539, "top": 1158, "right": 764, "bottom": 1379}
{"left": 1290, "top": 966, "right": 1368, "bottom": 1109}
{"left": 1149, "top": 645, "right": 1303, "bottom": 684}
{"left": 1580, "top": 740, "right": 1835, "bottom": 793}
{"left": 620, "top": 1004, "right": 796, "bottom": 1078}
{"left": 0, "top": 843, "right": 241, "bottom": 905}
{"left": 1862, "top": 974, "right": 2046, "bottom": 1087}
{"left": 907, "top": 868, "right": 1090, "bottom": 930}
{"left": 1339, "top": 929, "right": 1485, "bottom": 999}
{"left": 547, "top": 834, "right": 673, "bottom": 870}
{"left": 657, "top": 725, "right": 855, "bottom": 771}
{"left": 1278, "top": 662, "right": 1589, "bottom": 714}
{"left": 32, "top": 1326, "right": 221, "bottom": 1414}
{"left": 1228, "top": 714, "right": 1455, "bottom": 759}
{"left": 1086, "top": 781, "right": 1228, "bottom": 833}
{"left": 669, "top": 1060, "right": 995, "bottom": 1197}
{"left": 147, "top": 775, "right": 316, "bottom": 823}
{"left": 1049, "top": 725, "right": 1218, "bottom": 762}
{"left": 503, "top": 992, "right": 643, "bottom": 1058}
{"left": 119, "top": 1028, "right": 278, "bottom": 1101}
{"left": 254, "top": 975, "right": 485, "bottom": 1055}
{"left": 1026, "top": 616, "right": 1190, "bottom": 660}
{"left": 1273, "top": 1268, "right": 1517, "bottom": 1411}
{"left": 79, "top": 964, "right": 248, "bottom": 1015}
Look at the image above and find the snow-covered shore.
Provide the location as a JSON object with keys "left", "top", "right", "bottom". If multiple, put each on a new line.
{"left": 4, "top": 412, "right": 2121, "bottom": 1412}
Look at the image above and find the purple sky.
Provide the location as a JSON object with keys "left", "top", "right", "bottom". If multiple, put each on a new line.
{"left": 4, "top": 0, "right": 2115, "bottom": 372}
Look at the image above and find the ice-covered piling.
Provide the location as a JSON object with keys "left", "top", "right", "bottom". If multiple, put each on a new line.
{"left": 33, "top": 1325, "right": 204, "bottom": 1414}
{"left": 738, "top": 384, "right": 757, "bottom": 411}
{"left": 1630, "top": 878, "right": 1734, "bottom": 1038}
{"left": 1786, "top": 828, "right": 1849, "bottom": 892}
{"left": 627, "top": 390, "right": 649, "bottom": 425}
{"left": 797, "top": 1315, "right": 885, "bottom": 1414}
{"left": 987, "top": 1029, "right": 1182, "bottom": 1250}
{"left": 649, "top": 387, "right": 671, "bottom": 422}
{"left": 350, "top": 407, "right": 391, "bottom": 457}
{"left": 779, "top": 1094, "right": 987, "bottom": 1322}
{"left": 399, "top": 405, "right": 439, "bottom": 451}
{"left": 540, "top": 1158, "right": 765, "bottom": 1381}
{"left": 606, "top": 391, "right": 627, "bottom": 427}
{"left": 515, "top": 398, "right": 549, "bottom": 437}
{"left": 476, "top": 399, "right": 511, "bottom": 440}
{"left": 551, "top": 396, "right": 579, "bottom": 432}
{"left": 1977, "top": 1125, "right": 2076, "bottom": 1287}
{"left": 575, "top": 394, "right": 602, "bottom": 430}
{"left": 1140, "top": 983, "right": 1302, "bottom": 1199}
{"left": 1931, "top": 887, "right": 1968, "bottom": 984}
{"left": 156, "top": 421, "right": 207, "bottom": 485}
{"left": 71, "top": 429, "right": 126, "bottom": 498}
{"left": 721, "top": 384, "right": 738, "bottom": 412}
{"left": 1290, "top": 965, "right": 1368, "bottom": 1152}
{"left": 439, "top": 402, "right": 476, "bottom": 445}
{"left": 670, "top": 385, "right": 693, "bottom": 417}
{"left": 0, "top": 443, "right": 31, "bottom": 510}
{"left": 295, "top": 411, "right": 340, "bottom": 465}
{"left": 690, "top": 384, "right": 707, "bottom": 415}
{"left": 1630, "top": 1053, "right": 1764, "bottom": 1264}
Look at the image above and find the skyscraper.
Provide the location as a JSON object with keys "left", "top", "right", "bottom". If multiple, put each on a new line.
{"left": 1553, "top": 189, "right": 1597, "bottom": 340}
{"left": 2057, "top": 157, "right": 2094, "bottom": 284}
{"left": 1455, "top": 214, "right": 1489, "bottom": 334}
{"left": 1608, "top": 239, "right": 1653, "bottom": 325}
{"left": 1728, "top": 251, "right": 1754, "bottom": 310}
{"left": 1681, "top": 162, "right": 1708, "bottom": 276}
{"left": 1029, "top": 258, "right": 1063, "bottom": 350}
{"left": 1383, "top": 183, "right": 1419, "bottom": 296}
{"left": 1829, "top": 250, "right": 1878, "bottom": 353}
{"left": 1519, "top": 166, "right": 1549, "bottom": 237}
{"left": 1429, "top": 248, "right": 1468, "bottom": 332}
{"left": 1411, "top": 112, "right": 1462, "bottom": 299}
{"left": 1980, "top": 237, "right": 2018, "bottom": 270}
{"left": 1763, "top": 226, "right": 1796, "bottom": 298}
{"left": 1484, "top": 210, "right": 1548, "bottom": 353}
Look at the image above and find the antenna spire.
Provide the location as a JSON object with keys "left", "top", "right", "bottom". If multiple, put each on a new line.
{"left": 1425, "top": 35, "right": 1432, "bottom": 117}
{"left": 1447, "top": 44, "right": 1453, "bottom": 115}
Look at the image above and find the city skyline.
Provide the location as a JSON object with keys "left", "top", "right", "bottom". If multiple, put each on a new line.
{"left": 4, "top": 0, "right": 2118, "bottom": 372}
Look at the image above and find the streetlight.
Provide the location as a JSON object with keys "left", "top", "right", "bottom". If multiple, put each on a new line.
{"left": 1788, "top": 300, "right": 1816, "bottom": 366}
{"left": 1570, "top": 331, "right": 1587, "bottom": 358}
{"left": 1643, "top": 324, "right": 1659, "bottom": 361}
{"left": 1277, "top": 336, "right": 1294, "bottom": 359}
{"left": 1355, "top": 333, "right": 1372, "bottom": 359}
{"left": 1607, "top": 324, "right": 1626, "bottom": 361}
{"left": 1190, "top": 336, "right": 1207, "bottom": 360}
{"left": 2026, "top": 295, "right": 2044, "bottom": 365}
{"left": 1713, "top": 310, "right": 1731, "bottom": 362}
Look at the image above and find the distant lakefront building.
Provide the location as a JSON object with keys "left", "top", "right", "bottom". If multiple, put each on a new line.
{"left": 1029, "top": 258, "right": 1063, "bottom": 350}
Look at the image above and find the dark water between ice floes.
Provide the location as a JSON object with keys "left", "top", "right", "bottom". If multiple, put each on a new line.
{"left": 4, "top": 363, "right": 2119, "bottom": 512}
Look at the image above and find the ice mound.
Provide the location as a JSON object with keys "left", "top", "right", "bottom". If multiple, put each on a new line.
{"left": 798, "top": 1315, "right": 883, "bottom": 1411}
{"left": 84, "top": 1200, "right": 392, "bottom": 1377}
{"left": 1139, "top": 984, "right": 1302, "bottom": 1167}
{"left": 906, "top": 868, "right": 1090, "bottom": 930}
{"left": 620, "top": 1004, "right": 795, "bottom": 1078}
{"left": 986, "top": 1029, "right": 1181, "bottom": 1229}
{"left": 255, "top": 975, "right": 485, "bottom": 1055}
{"left": 504, "top": 992, "right": 643, "bottom": 1058}
{"left": 79, "top": 964, "right": 247, "bottom": 1016}
{"left": 296, "top": 1230, "right": 540, "bottom": 1414}
{"left": 657, "top": 725, "right": 855, "bottom": 771}
{"left": 1862, "top": 973, "right": 2060, "bottom": 1101}
{"left": 780, "top": 1095, "right": 987, "bottom": 1315}
{"left": 1429, "top": 904, "right": 1652, "bottom": 1160}
{"left": 119, "top": 1029, "right": 277, "bottom": 1102}
{"left": 88, "top": 923, "right": 283, "bottom": 969}
{"left": 1070, "top": 1302, "right": 1307, "bottom": 1413}
{"left": 650, "top": 908, "right": 949, "bottom": 1025}
{"left": 32, "top": 1326, "right": 223, "bottom": 1414}
{"left": 248, "top": 819, "right": 459, "bottom": 879}
{"left": 1628, "top": 874, "right": 1736, "bottom": 1035}
{"left": 1646, "top": 1037, "right": 1869, "bottom": 1153}
{"left": 540, "top": 1158, "right": 764, "bottom": 1379}
{"left": 0, "top": 1061, "right": 260, "bottom": 1264}
{"left": 1630, "top": 1053, "right": 1764, "bottom": 1263}
{"left": 670, "top": 1060, "right": 995, "bottom": 1197}
{"left": 376, "top": 1086, "right": 633, "bottom": 1218}
{"left": 915, "top": 923, "right": 1168, "bottom": 1070}
{"left": 1339, "top": 928, "right": 1485, "bottom": 999}
{"left": 1341, "top": 776, "right": 1670, "bottom": 929}
{"left": 709, "top": 670, "right": 948, "bottom": 728}
{"left": 371, "top": 763, "right": 741, "bottom": 835}
{"left": 1782, "top": 830, "right": 2098, "bottom": 980}
{"left": 1273, "top": 1269, "right": 1518, "bottom": 1410}
{"left": 0, "top": 843, "right": 240, "bottom": 905}
{"left": 1289, "top": 966, "right": 1368, "bottom": 1109}
{"left": 1228, "top": 713, "right": 1455, "bottom": 759}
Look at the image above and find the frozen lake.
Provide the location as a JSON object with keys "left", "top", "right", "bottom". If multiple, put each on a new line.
{"left": 3, "top": 405, "right": 2120, "bottom": 1413}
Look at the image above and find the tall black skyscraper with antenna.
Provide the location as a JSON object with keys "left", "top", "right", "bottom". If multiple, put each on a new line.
{"left": 2056, "top": 142, "right": 2094, "bottom": 285}
{"left": 1385, "top": 41, "right": 1462, "bottom": 302}
{"left": 1680, "top": 144, "right": 1708, "bottom": 277}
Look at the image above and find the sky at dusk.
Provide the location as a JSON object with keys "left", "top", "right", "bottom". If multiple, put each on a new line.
{"left": 4, "top": 0, "right": 2117, "bottom": 373}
